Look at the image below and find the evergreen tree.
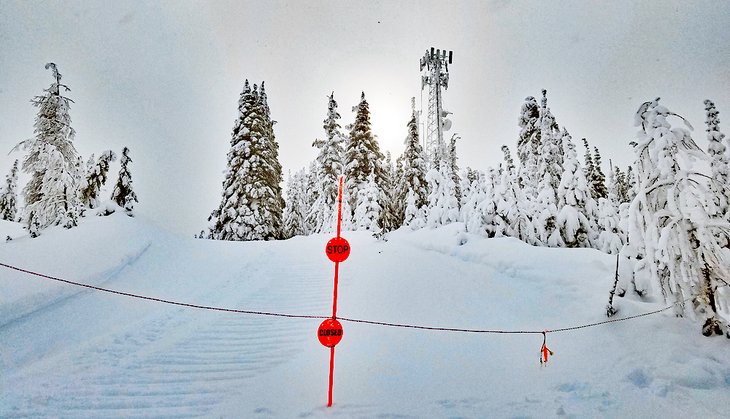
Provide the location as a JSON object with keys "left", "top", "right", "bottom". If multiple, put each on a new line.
{"left": 344, "top": 92, "right": 385, "bottom": 229}
{"left": 704, "top": 99, "right": 730, "bottom": 245}
{"left": 207, "top": 80, "right": 284, "bottom": 240}
{"left": 613, "top": 98, "right": 730, "bottom": 337}
{"left": 517, "top": 96, "right": 541, "bottom": 198}
{"left": 464, "top": 169, "right": 497, "bottom": 237}
{"left": 110, "top": 147, "right": 138, "bottom": 216}
{"left": 592, "top": 146, "right": 608, "bottom": 199}
{"left": 377, "top": 151, "right": 400, "bottom": 235}
{"left": 354, "top": 172, "right": 381, "bottom": 232}
{"left": 282, "top": 169, "right": 307, "bottom": 238}
{"left": 15, "top": 63, "right": 83, "bottom": 234}
{"left": 625, "top": 165, "right": 637, "bottom": 201}
{"left": 426, "top": 153, "right": 460, "bottom": 227}
{"left": 497, "top": 145, "right": 535, "bottom": 243}
{"left": 309, "top": 92, "right": 345, "bottom": 233}
{"left": 0, "top": 160, "right": 19, "bottom": 221}
{"left": 81, "top": 150, "right": 116, "bottom": 210}
{"left": 533, "top": 95, "right": 564, "bottom": 246}
{"left": 556, "top": 132, "right": 593, "bottom": 248}
{"left": 447, "top": 134, "right": 462, "bottom": 209}
{"left": 400, "top": 102, "right": 429, "bottom": 229}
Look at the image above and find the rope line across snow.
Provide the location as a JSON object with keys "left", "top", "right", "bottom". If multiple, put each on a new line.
{"left": 0, "top": 261, "right": 688, "bottom": 335}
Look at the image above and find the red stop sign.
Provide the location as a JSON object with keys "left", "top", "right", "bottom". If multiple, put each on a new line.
{"left": 318, "top": 318, "right": 343, "bottom": 347}
{"left": 325, "top": 237, "right": 350, "bottom": 263}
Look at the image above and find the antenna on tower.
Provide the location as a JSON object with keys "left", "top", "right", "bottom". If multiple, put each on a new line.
{"left": 419, "top": 47, "right": 453, "bottom": 164}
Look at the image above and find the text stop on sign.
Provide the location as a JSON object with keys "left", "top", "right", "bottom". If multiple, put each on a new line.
{"left": 325, "top": 237, "right": 350, "bottom": 263}
{"left": 318, "top": 318, "right": 343, "bottom": 347}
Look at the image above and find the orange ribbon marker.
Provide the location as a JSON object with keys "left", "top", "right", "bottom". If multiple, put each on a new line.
{"left": 540, "top": 331, "right": 554, "bottom": 366}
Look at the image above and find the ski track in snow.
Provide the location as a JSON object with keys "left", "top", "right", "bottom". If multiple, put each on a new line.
{"left": 1, "top": 237, "right": 332, "bottom": 418}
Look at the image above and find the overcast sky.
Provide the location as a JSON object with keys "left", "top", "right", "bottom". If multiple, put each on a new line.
{"left": 1, "top": 0, "right": 729, "bottom": 236}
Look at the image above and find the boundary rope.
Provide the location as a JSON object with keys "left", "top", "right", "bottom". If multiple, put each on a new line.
{"left": 0, "top": 261, "right": 687, "bottom": 334}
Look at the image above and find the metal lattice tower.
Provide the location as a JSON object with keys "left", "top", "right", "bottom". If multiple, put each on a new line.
{"left": 420, "top": 47, "right": 453, "bottom": 162}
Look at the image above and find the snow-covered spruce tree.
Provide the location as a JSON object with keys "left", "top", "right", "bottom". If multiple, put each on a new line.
{"left": 497, "top": 145, "right": 535, "bottom": 243}
{"left": 426, "top": 150, "right": 460, "bottom": 227}
{"left": 459, "top": 167, "right": 478, "bottom": 224}
{"left": 15, "top": 63, "right": 83, "bottom": 234}
{"left": 81, "top": 150, "right": 116, "bottom": 210}
{"left": 447, "top": 133, "right": 462, "bottom": 209}
{"left": 609, "top": 165, "right": 631, "bottom": 206}
{"left": 516, "top": 95, "right": 541, "bottom": 190}
{"left": 592, "top": 146, "right": 608, "bottom": 199}
{"left": 344, "top": 92, "right": 385, "bottom": 230}
{"left": 556, "top": 132, "right": 593, "bottom": 248}
{"left": 377, "top": 151, "right": 401, "bottom": 236}
{"left": 704, "top": 99, "right": 730, "bottom": 245}
{"left": 533, "top": 93, "right": 564, "bottom": 246}
{"left": 207, "top": 80, "right": 284, "bottom": 240}
{"left": 399, "top": 103, "right": 429, "bottom": 229}
{"left": 308, "top": 92, "right": 345, "bottom": 234}
{"left": 110, "top": 147, "right": 138, "bottom": 216}
{"left": 582, "top": 138, "right": 597, "bottom": 197}
{"left": 301, "top": 161, "right": 318, "bottom": 235}
{"left": 354, "top": 172, "right": 381, "bottom": 232}
{"left": 464, "top": 169, "right": 494, "bottom": 237}
{"left": 611, "top": 98, "right": 730, "bottom": 337}
{"left": 282, "top": 169, "right": 307, "bottom": 238}
{"left": 0, "top": 160, "right": 19, "bottom": 221}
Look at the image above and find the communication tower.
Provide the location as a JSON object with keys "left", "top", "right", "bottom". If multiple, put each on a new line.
{"left": 420, "top": 47, "right": 453, "bottom": 161}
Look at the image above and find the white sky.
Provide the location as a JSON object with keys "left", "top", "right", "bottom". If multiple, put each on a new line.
{"left": 1, "top": 0, "right": 729, "bottom": 236}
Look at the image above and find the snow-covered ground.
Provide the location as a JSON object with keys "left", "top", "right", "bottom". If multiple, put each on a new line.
{"left": 1, "top": 216, "right": 729, "bottom": 418}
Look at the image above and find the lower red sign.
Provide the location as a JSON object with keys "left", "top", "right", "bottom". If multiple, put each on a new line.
{"left": 317, "top": 318, "right": 344, "bottom": 347}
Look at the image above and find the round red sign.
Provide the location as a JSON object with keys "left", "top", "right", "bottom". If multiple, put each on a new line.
{"left": 325, "top": 237, "right": 350, "bottom": 263}
{"left": 317, "top": 318, "right": 344, "bottom": 347}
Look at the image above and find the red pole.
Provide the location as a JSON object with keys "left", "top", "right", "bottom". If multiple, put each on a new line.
{"left": 327, "top": 175, "right": 345, "bottom": 407}
{"left": 336, "top": 175, "right": 343, "bottom": 239}
{"left": 327, "top": 346, "right": 335, "bottom": 407}
{"left": 332, "top": 262, "right": 339, "bottom": 319}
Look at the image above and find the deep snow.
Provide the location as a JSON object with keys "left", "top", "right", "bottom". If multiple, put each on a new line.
{"left": 1, "top": 215, "right": 729, "bottom": 418}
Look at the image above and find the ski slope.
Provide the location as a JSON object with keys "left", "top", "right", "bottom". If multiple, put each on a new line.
{"left": 1, "top": 215, "right": 729, "bottom": 418}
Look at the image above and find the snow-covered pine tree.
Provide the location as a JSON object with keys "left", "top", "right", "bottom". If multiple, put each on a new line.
{"left": 377, "top": 151, "right": 401, "bottom": 235}
{"left": 497, "top": 145, "right": 535, "bottom": 243}
{"left": 15, "top": 63, "right": 83, "bottom": 234}
{"left": 309, "top": 92, "right": 345, "bottom": 234}
{"left": 302, "top": 161, "right": 318, "bottom": 235}
{"left": 582, "top": 138, "right": 596, "bottom": 197}
{"left": 463, "top": 169, "right": 489, "bottom": 235}
{"left": 556, "top": 131, "right": 593, "bottom": 248}
{"left": 282, "top": 169, "right": 307, "bottom": 238}
{"left": 400, "top": 101, "right": 429, "bottom": 230}
{"left": 704, "top": 99, "right": 730, "bottom": 245}
{"left": 625, "top": 165, "right": 637, "bottom": 202}
{"left": 459, "top": 167, "right": 478, "bottom": 222}
{"left": 110, "top": 146, "right": 138, "bottom": 216}
{"left": 612, "top": 98, "right": 730, "bottom": 337}
{"left": 0, "top": 160, "right": 19, "bottom": 221}
{"left": 592, "top": 146, "right": 608, "bottom": 199}
{"left": 81, "top": 150, "right": 117, "bottom": 210}
{"left": 534, "top": 93, "right": 564, "bottom": 246}
{"left": 426, "top": 151, "right": 460, "bottom": 227}
{"left": 344, "top": 92, "right": 385, "bottom": 230}
{"left": 609, "top": 165, "right": 631, "bottom": 206}
{"left": 354, "top": 171, "right": 381, "bottom": 232}
{"left": 517, "top": 96, "right": 541, "bottom": 196}
{"left": 595, "top": 198, "right": 624, "bottom": 254}
{"left": 447, "top": 133, "right": 462, "bottom": 209}
{"left": 207, "top": 80, "right": 284, "bottom": 240}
